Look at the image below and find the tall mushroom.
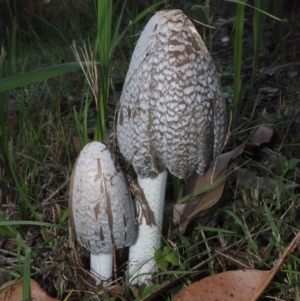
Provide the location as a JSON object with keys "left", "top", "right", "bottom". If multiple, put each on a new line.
{"left": 69, "top": 141, "right": 136, "bottom": 285}
{"left": 117, "top": 10, "right": 227, "bottom": 285}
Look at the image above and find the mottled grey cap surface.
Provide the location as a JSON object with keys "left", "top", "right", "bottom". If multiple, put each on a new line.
{"left": 117, "top": 9, "right": 227, "bottom": 179}
{"left": 69, "top": 142, "right": 136, "bottom": 254}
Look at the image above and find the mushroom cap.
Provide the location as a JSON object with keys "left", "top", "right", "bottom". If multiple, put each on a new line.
{"left": 69, "top": 142, "right": 136, "bottom": 254}
{"left": 117, "top": 9, "right": 227, "bottom": 179}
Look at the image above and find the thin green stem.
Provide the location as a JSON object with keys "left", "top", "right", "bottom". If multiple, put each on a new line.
{"left": 94, "top": 0, "right": 112, "bottom": 141}
{"left": 232, "top": 0, "right": 247, "bottom": 126}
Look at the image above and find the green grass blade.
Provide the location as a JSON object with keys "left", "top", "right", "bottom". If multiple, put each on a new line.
{"left": 111, "top": 0, "right": 127, "bottom": 53}
{"left": 2, "top": 144, "right": 38, "bottom": 219}
{"left": 130, "top": 1, "right": 167, "bottom": 26}
{"left": 0, "top": 62, "right": 91, "bottom": 93}
{"left": 8, "top": 17, "right": 18, "bottom": 75}
{"left": 93, "top": 0, "right": 166, "bottom": 141}
{"left": 94, "top": 0, "right": 112, "bottom": 141}
{"left": 263, "top": 202, "right": 277, "bottom": 235}
{"left": 58, "top": 208, "right": 70, "bottom": 226}
{"left": 195, "top": 226, "right": 236, "bottom": 234}
{"left": 0, "top": 216, "right": 29, "bottom": 251}
{"left": 273, "top": 0, "right": 285, "bottom": 63}
{"left": 68, "top": 0, "right": 84, "bottom": 42}
{"left": 22, "top": 249, "right": 32, "bottom": 301}
{"left": 22, "top": 10, "right": 71, "bottom": 46}
{"left": 232, "top": 0, "right": 247, "bottom": 126}
{"left": 0, "top": 220, "right": 68, "bottom": 230}
{"left": 251, "top": 0, "right": 268, "bottom": 87}
{"left": 226, "top": 0, "right": 282, "bottom": 20}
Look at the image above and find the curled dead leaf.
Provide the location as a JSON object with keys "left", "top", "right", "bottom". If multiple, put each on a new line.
{"left": 0, "top": 279, "right": 60, "bottom": 301}
{"left": 174, "top": 142, "right": 247, "bottom": 233}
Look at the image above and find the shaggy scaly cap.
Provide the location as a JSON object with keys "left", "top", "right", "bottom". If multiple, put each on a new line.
{"left": 117, "top": 10, "right": 227, "bottom": 179}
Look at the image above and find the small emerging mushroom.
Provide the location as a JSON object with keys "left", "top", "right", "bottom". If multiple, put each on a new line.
{"left": 69, "top": 141, "right": 136, "bottom": 285}
{"left": 117, "top": 10, "right": 227, "bottom": 285}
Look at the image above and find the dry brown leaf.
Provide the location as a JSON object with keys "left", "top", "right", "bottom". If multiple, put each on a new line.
{"left": 248, "top": 125, "right": 273, "bottom": 147}
{"left": 174, "top": 142, "right": 247, "bottom": 233}
{"left": 0, "top": 279, "right": 60, "bottom": 301}
{"left": 172, "top": 204, "right": 187, "bottom": 227}
{"left": 237, "top": 169, "right": 278, "bottom": 200}
{"left": 173, "top": 230, "right": 300, "bottom": 301}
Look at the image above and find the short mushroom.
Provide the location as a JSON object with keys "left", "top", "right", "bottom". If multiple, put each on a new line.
{"left": 117, "top": 10, "right": 227, "bottom": 285}
{"left": 69, "top": 141, "right": 136, "bottom": 285}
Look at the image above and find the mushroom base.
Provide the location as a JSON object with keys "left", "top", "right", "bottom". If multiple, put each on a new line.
{"left": 90, "top": 253, "right": 113, "bottom": 285}
{"left": 128, "top": 171, "right": 168, "bottom": 285}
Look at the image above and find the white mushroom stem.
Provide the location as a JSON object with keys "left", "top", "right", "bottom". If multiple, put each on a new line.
{"left": 128, "top": 171, "right": 168, "bottom": 285}
{"left": 90, "top": 253, "right": 113, "bottom": 285}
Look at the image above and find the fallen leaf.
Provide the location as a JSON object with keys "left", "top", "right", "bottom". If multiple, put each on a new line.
{"left": 173, "top": 230, "right": 300, "bottom": 301}
{"left": 248, "top": 125, "right": 273, "bottom": 147}
{"left": 174, "top": 142, "right": 246, "bottom": 233}
{"left": 0, "top": 279, "right": 60, "bottom": 301}
{"left": 237, "top": 169, "right": 278, "bottom": 201}
{"left": 172, "top": 204, "right": 188, "bottom": 227}
{"left": 174, "top": 116, "right": 275, "bottom": 234}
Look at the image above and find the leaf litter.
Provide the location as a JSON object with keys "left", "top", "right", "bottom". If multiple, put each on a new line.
{"left": 173, "top": 230, "right": 300, "bottom": 301}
